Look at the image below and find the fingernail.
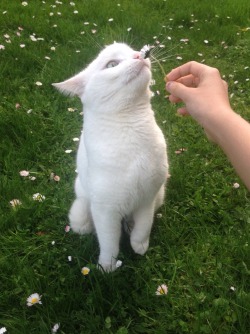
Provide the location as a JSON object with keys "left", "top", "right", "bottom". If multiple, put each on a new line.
{"left": 166, "top": 81, "right": 173, "bottom": 91}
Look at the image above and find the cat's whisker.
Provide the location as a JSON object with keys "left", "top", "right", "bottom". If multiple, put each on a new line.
{"left": 150, "top": 54, "right": 167, "bottom": 77}
{"left": 150, "top": 48, "right": 171, "bottom": 63}
{"left": 151, "top": 42, "right": 182, "bottom": 59}
{"left": 151, "top": 48, "right": 167, "bottom": 58}
{"left": 149, "top": 40, "right": 185, "bottom": 77}
{"left": 151, "top": 53, "right": 169, "bottom": 64}
{"left": 150, "top": 52, "right": 186, "bottom": 76}
{"left": 150, "top": 49, "right": 172, "bottom": 61}
{"left": 151, "top": 54, "right": 178, "bottom": 62}
{"left": 85, "top": 31, "right": 103, "bottom": 51}
{"left": 152, "top": 35, "right": 170, "bottom": 47}
{"left": 152, "top": 47, "right": 167, "bottom": 57}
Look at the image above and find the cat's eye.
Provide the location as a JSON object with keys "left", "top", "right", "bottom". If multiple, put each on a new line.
{"left": 106, "top": 60, "right": 119, "bottom": 68}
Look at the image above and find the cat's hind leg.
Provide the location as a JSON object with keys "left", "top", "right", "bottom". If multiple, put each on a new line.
{"left": 69, "top": 176, "right": 93, "bottom": 235}
{"left": 154, "top": 184, "right": 165, "bottom": 211}
{"left": 69, "top": 198, "right": 93, "bottom": 234}
{"left": 130, "top": 185, "right": 165, "bottom": 254}
{"left": 130, "top": 202, "right": 155, "bottom": 255}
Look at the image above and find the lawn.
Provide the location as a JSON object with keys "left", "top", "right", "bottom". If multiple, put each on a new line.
{"left": 0, "top": 0, "right": 250, "bottom": 333}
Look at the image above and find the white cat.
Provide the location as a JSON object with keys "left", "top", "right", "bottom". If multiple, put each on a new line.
{"left": 53, "top": 43, "right": 169, "bottom": 272}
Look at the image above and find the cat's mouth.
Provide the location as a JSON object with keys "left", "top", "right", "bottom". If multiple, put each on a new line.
{"left": 135, "top": 57, "right": 150, "bottom": 67}
{"left": 141, "top": 58, "right": 150, "bottom": 68}
{"left": 131, "top": 58, "right": 150, "bottom": 76}
{"left": 125, "top": 59, "right": 150, "bottom": 84}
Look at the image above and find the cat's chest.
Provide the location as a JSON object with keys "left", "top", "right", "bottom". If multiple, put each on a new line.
{"left": 84, "top": 112, "right": 156, "bottom": 150}
{"left": 77, "top": 111, "right": 167, "bottom": 201}
{"left": 81, "top": 109, "right": 166, "bottom": 172}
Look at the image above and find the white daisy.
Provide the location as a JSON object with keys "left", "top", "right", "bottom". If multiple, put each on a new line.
{"left": 26, "top": 293, "right": 42, "bottom": 306}
{"left": 32, "top": 193, "right": 45, "bottom": 202}
{"left": 81, "top": 267, "right": 90, "bottom": 275}
{"left": 116, "top": 260, "right": 122, "bottom": 268}
{"left": 52, "top": 323, "right": 60, "bottom": 333}
{"left": 19, "top": 170, "right": 29, "bottom": 177}
{"left": 156, "top": 284, "right": 168, "bottom": 295}
{"left": 10, "top": 199, "right": 22, "bottom": 208}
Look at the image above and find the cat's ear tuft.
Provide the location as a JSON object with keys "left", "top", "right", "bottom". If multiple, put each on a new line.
{"left": 52, "top": 72, "right": 85, "bottom": 97}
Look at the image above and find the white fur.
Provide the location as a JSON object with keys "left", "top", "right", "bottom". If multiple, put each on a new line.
{"left": 53, "top": 43, "right": 169, "bottom": 272}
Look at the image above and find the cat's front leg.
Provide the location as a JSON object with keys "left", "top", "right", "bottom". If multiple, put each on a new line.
{"left": 91, "top": 203, "right": 122, "bottom": 272}
{"left": 130, "top": 203, "right": 155, "bottom": 255}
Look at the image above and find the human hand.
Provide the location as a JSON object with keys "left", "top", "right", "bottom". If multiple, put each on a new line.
{"left": 165, "top": 61, "right": 231, "bottom": 128}
{"left": 165, "top": 61, "right": 250, "bottom": 190}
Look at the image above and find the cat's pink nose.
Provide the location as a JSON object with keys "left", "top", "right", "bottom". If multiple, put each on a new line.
{"left": 133, "top": 52, "right": 141, "bottom": 59}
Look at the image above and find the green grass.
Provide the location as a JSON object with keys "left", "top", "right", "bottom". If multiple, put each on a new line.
{"left": 1, "top": 0, "right": 250, "bottom": 333}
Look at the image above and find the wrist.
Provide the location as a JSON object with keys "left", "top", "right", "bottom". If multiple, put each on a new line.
{"left": 201, "top": 106, "right": 235, "bottom": 144}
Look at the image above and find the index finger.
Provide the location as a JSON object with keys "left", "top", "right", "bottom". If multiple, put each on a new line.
{"left": 166, "top": 61, "right": 212, "bottom": 82}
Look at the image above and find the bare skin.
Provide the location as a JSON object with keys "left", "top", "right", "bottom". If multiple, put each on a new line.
{"left": 165, "top": 61, "right": 250, "bottom": 190}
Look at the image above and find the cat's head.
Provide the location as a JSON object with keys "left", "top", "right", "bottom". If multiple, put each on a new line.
{"left": 53, "top": 43, "right": 151, "bottom": 106}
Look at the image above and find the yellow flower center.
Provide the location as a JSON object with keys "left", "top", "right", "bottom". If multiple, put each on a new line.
{"left": 82, "top": 268, "right": 90, "bottom": 275}
{"left": 31, "top": 297, "right": 38, "bottom": 304}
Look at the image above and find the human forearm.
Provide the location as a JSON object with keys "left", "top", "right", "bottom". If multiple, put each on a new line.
{"left": 206, "top": 108, "right": 250, "bottom": 190}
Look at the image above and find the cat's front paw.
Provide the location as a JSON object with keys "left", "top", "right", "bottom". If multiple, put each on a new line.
{"left": 97, "top": 257, "right": 118, "bottom": 273}
{"left": 97, "top": 262, "right": 117, "bottom": 273}
{"left": 131, "top": 238, "right": 149, "bottom": 255}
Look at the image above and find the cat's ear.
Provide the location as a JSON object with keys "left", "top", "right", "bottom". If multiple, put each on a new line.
{"left": 52, "top": 72, "right": 85, "bottom": 97}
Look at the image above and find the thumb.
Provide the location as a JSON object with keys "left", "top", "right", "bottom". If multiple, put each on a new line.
{"left": 166, "top": 81, "right": 190, "bottom": 101}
